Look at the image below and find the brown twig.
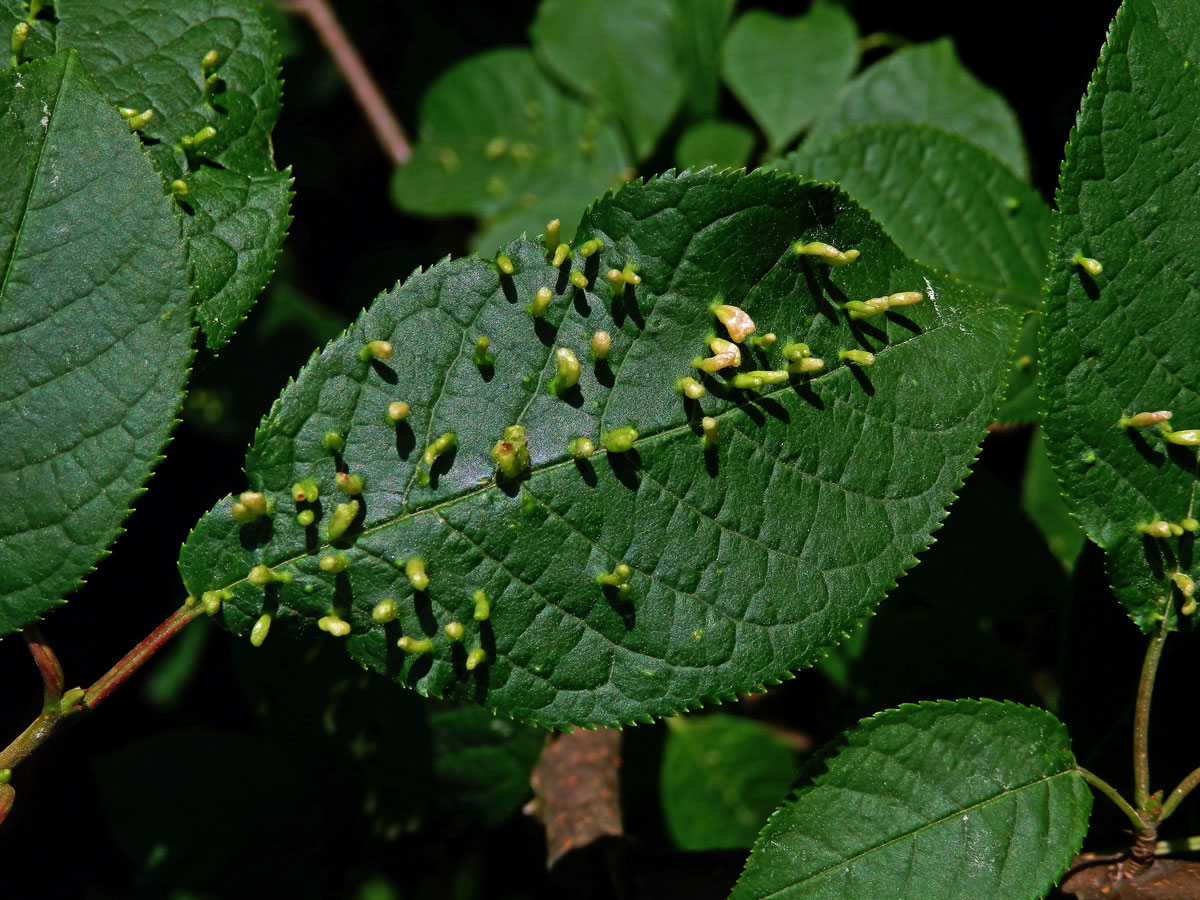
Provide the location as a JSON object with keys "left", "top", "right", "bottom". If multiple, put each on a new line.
{"left": 21, "top": 625, "right": 65, "bottom": 708}
{"left": 280, "top": 0, "right": 412, "bottom": 165}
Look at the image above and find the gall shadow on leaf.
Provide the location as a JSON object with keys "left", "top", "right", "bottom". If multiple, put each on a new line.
{"left": 331, "top": 570, "right": 353, "bottom": 610}
{"left": 370, "top": 359, "right": 398, "bottom": 384}
{"left": 849, "top": 319, "right": 887, "bottom": 346}
{"left": 798, "top": 263, "right": 838, "bottom": 324}
{"left": 612, "top": 285, "right": 645, "bottom": 330}
{"left": 533, "top": 317, "right": 558, "bottom": 347}
{"left": 238, "top": 516, "right": 274, "bottom": 551}
{"left": 500, "top": 274, "right": 518, "bottom": 305}
{"left": 740, "top": 399, "right": 765, "bottom": 427}
{"left": 554, "top": 383, "right": 584, "bottom": 409}
{"left": 594, "top": 358, "right": 614, "bottom": 388}
{"left": 497, "top": 472, "right": 529, "bottom": 498}
{"left": 1165, "top": 443, "right": 1198, "bottom": 473}
{"left": 1079, "top": 271, "right": 1101, "bottom": 300}
{"left": 411, "top": 587, "right": 438, "bottom": 637}
{"left": 394, "top": 421, "right": 415, "bottom": 459}
{"left": 704, "top": 445, "right": 719, "bottom": 478}
{"left": 476, "top": 360, "right": 496, "bottom": 382}
{"left": 555, "top": 264, "right": 572, "bottom": 294}
{"left": 885, "top": 311, "right": 922, "bottom": 336}
{"left": 1125, "top": 429, "right": 1166, "bottom": 468}
{"left": 426, "top": 446, "right": 457, "bottom": 489}
{"left": 573, "top": 286, "right": 592, "bottom": 317}
{"left": 848, "top": 365, "right": 875, "bottom": 396}
{"left": 472, "top": 621, "right": 494, "bottom": 705}
{"left": 1140, "top": 535, "right": 1170, "bottom": 583}
{"left": 258, "top": 584, "right": 281, "bottom": 618}
{"left": 601, "top": 585, "right": 636, "bottom": 630}
{"left": 606, "top": 449, "right": 641, "bottom": 492}
{"left": 302, "top": 503, "right": 321, "bottom": 554}
{"left": 583, "top": 252, "right": 600, "bottom": 284}
{"left": 790, "top": 378, "right": 824, "bottom": 410}
{"left": 574, "top": 458, "right": 598, "bottom": 487}
{"left": 748, "top": 393, "right": 790, "bottom": 424}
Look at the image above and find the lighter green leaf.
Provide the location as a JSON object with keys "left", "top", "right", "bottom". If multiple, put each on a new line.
{"left": 731, "top": 700, "right": 1091, "bottom": 900}
{"left": 391, "top": 48, "right": 628, "bottom": 252}
{"left": 1022, "top": 427, "right": 1086, "bottom": 574}
{"left": 55, "top": 0, "right": 290, "bottom": 352}
{"left": 807, "top": 39, "right": 1029, "bottom": 180}
{"left": 178, "top": 169, "right": 1019, "bottom": 728}
{"left": 675, "top": 119, "right": 755, "bottom": 171}
{"left": 721, "top": 4, "right": 858, "bottom": 153}
{"left": 530, "top": 0, "right": 684, "bottom": 160}
{"left": 0, "top": 51, "right": 191, "bottom": 634}
{"left": 662, "top": 713, "right": 798, "bottom": 851}
{"left": 668, "top": 0, "right": 736, "bottom": 120}
{"left": 1, "top": 0, "right": 54, "bottom": 65}
{"left": 1040, "top": 0, "right": 1200, "bottom": 631}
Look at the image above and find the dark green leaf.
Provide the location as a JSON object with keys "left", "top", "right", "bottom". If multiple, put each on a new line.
{"left": 661, "top": 713, "right": 798, "bottom": 850}
{"left": 0, "top": 51, "right": 191, "bottom": 635}
{"left": 1022, "top": 427, "right": 1087, "bottom": 573}
{"left": 675, "top": 119, "right": 755, "bottom": 170}
{"left": 390, "top": 48, "right": 628, "bottom": 252}
{"left": 1040, "top": 0, "right": 1200, "bottom": 631}
{"left": 55, "top": 0, "right": 290, "bottom": 351}
{"left": 668, "top": 0, "right": 736, "bottom": 120}
{"left": 721, "top": 4, "right": 858, "bottom": 153}
{"left": 530, "top": 0, "right": 684, "bottom": 160}
{"left": 179, "top": 169, "right": 1019, "bottom": 728}
{"left": 732, "top": 700, "right": 1092, "bottom": 900}
{"left": 806, "top": 40, "right": 1029, "bottom": 180}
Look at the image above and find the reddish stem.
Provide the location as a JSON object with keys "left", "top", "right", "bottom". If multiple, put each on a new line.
{"left": 21, "top": 625, "right": 65, "bottom": 707}
{"left": 83, "top": 604, "right": 204, "bottom": 710}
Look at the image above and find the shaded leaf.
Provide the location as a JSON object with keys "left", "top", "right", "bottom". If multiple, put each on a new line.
{"left": 0, "top": 0, "right": 54, "bottom": 65}
{"left": 662, "top": 713, "right": 798, "bottom": 851}
{"left": 721, "top": 4, "right": 858, "bottom": 153}
{"left": 530, "top": 0, "right": 684, "bottom": 160}
{"left": 806, "top": 39, "right": 1029, "bottom": 180}
{"left": 1039, "top": 0, "right": 1200, "bottom": 631}
{"left": 390, "top": 48, "right": 628, "bottom": 251}
{"left": 179, "top": 169, "right": 1019, "bottom": 728}
{"left": 668, "top": 0, "right": 736, "bottom": 120}
{"left": 1022, "top": 427, "right": 1087, "bottom": 573}
{"left": 0, "top": 51, "right": 191, "bottom": 635}
{"left": 731, "top": 700, "right": 1091, "bottom": 900}
{"left": 675, "top": 119, "right": 755, "bottom": 171}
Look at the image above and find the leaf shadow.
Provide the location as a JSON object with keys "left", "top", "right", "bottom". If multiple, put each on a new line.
{"left": 500, "top": 274, "right": 518, "bottom": 304}
{"left": 238, "top": 516, "right": 274, "bottom": 550}
{"left": 594, "top": 359, "right": 614, "bottom": 387}
{"left": 1125, "top": 429, "right": 1166, "bottom": 467}
{"left": 370, "top": 359, "right": 398, "bottom": 384}
{"left": 606, "top": 449, "right": 641, "bottom": 491}
{"left": 574, "top": 458, "right": 598, "bottom": 486}
{"left": 601, "top": 585, "right": 636, "bottom": 630}
{"left": 612, "top": 285, "right": 645, "bottom": 330}
{"left": 847, "top": 365, "right": 875, "bottom": 396}
{"left": 533, "top": 317, "right": 558, "bottom": 347}
{"left": 394, "top": 421, "right": 415, "bottom": 460}
{"left": 426, "top": 447, "right": 457, "bottom": 489}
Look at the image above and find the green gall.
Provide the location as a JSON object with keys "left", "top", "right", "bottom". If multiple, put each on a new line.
{"left": 324, "top": 430, "right": 345, "bottom": 452}
{"left": 496, "top": 254, "right": 515, "bottom": 275}
{"left": 617, "top": 583, "right": 633, "bottom": 601}
{"left": 127, "top": 109, "right": 154, "bottom": 132}
{"left": 444, "top": 621, "right": 465, "bottom": 641}
{"left": 388, "top": 401, "right": 410, "bottom": 423}
{"left": 406, "top": 557, "right": 429, "bottom": 591}
{"left": 201, "top": 49, "right": 220, "bottom": 73}
{"left": 201, "top": 590, "right": 224, "bottom": 616}
{"left": 422, "top": 432, "right": 458, "bottom": 468}
{"left": 485, "top": 176, "right": 506, "bottom": 196}
{"left": 782, "top": 342, "right": 811, "bottom": 362}
{"left": 371, "top": 599, "right": 398, "bottom": 624}
{"left": 590, "top": 331, "right": 611, "bottom": 360}
{"left": 510, "top": 142, "right": 533, "bottom": 162}
{"left": 596, "top": 563, "right": 633, "bottom": 587}
{"left": 794, "top": 241, "right": 860, "bottom": 266}
{"left": 602, "top": 426, "right": 638, "bottom": 453}
{"left": 1171, "top": 522, "right": 1185, "bottom": 536}
{"left": 1138, "top": 520, "right": 1174, "bottom": 539}
{"left": 528, "top": 286, "right": 553, "bottom": 317}
{"left": 59, "top": 687, "right": 86, "bottom": 710}
{"left": 118, "top": 108, "right": 139, "bottom": 120}
{"left": 465, "top": 648, "right": 488, "bottom": 670}
{"left": 0, "top": 768, "right": 10, "bottom": 785}
{"left": 552, "top": 243, "right": 572, "bottom": 268}
{"left": 204, "top": 72, "right": 221, "bottom": 101}
{"left": 550, "top": 347, "right": 581, "bottom": 395}
{"left": 248, "top": 564, "right": 291, "bottom": 587}
{"left": 733, "top": 370, "right": 789, "bottom": 389}
{"left": 1182, "top": 518, "right": 1199, "bottom": 532}
{"left": 579, "top": 239, "right": 603, "bottom": 257}
{"left": 1005, "top": 196, "right": 1021, "bottom": 212}
{"left": 292, "top": 480, "right": 320, "bottom": 503}
{"left": 335, "top": 472, "right": 364, "bottom": 495}
{"left": 398, "top": 635, "right": 433, "bottom": 654}
{"left": 1163, "top": 428, "right": 1200, "bottom": 447}
{"left": 296, "top": 509, "right": 315, "bottom": 527}
{"left": 11, "top": 22, "right": 29, "bottom": 60}
{"left": 748, "top": 333, "right": 777, "bottom": 349}
{"left": 491, "top": 425, "right": 530, "bottom": 479}
{"left": 319, "top": 551, "right": 350, "bottom": 573}
{"left": 570, "top": 270, "right": 588, "bottom": 289}
{"left": 839, "top": 349, "right": 875, "bottom": 366}
{"left": 887, "top": 291, "right": 924, "bottom": 307}
{"left": 250, "top": 614, "right": 272, "bottom": 648}
{"left": 676, "top": 377, "right": 705, "bottom": 400}
{"left": 170, "top": 180, "right": 189, "bottom": 197}
{"left": 693, "top": 336, "right": 740, "bottom": 373}
{"left": 1172, "top": 571, "right": 1195, "bottom": 598}
{"left": 787, "top": 356, "right": 825, "bottom": 375}
{"left": 326, "top": 500, "right": 359, "bottom": 541}
{"left": 360, "top": 340, "right": 393, "bottom": 361}
{"left": 318, "top": 616, "right": 351, "bottom": 637}
{"left": 1119, "top": 410, "right": 1171, "bottom": 428}
{"left": 190, "top": 125, "right": 217, "bottom": 146}
{"left": 473, "top": 589, "right": 491, "bottom": 621}
{"left": 606, "top": 268, "right": 624, "bottom": 291}
{"left": 621, "top": 262, "right": 641, "bottom": 285}
{"left": 701, "top": 416, "right": 717, "bottom": 449}
{"left": 231, "top": 491, "right": 268, "bottom": 522}
{"left": 545, "top": 218, "right": 561, "bottom": 251}
{"left": 485, "top": 136, "right": 508, "bottom": 159}
{"left": 843, "top": 298, "right": 890, "bottom": 320}
{"left": 1072, "top": 253, "right": 1103, "bottom": 276}
{"left": 710, "top": 302, "right": 756, "bottom": 343}
{"left": 568, "top": 437, "right": 595, "bottom": 459}
{"left": 474, "top": 336, "right": 494, "bottom": 367}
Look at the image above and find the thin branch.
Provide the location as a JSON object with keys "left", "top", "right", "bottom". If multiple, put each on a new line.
{"left": 21, "top": 626, "right": 65, "bottom": 707}
{"left": 1134, "top": 622, "right": 1169, "bottom": 810}
{"left": 280, "top": 0, "right": 411, "bottom": 165}
{"left": 1078, "top": 766, "right": 1149, "bottom": 834}
{"left": 1161, "top": 764, "right": 1200, "bottom": 822}
{"left": 83, "top": 604, "right": 204, "bottom": 710}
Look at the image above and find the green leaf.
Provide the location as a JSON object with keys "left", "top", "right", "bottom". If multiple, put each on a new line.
{"left": 0, "top": 50, "right": 191, "bottom": 635}
{"left": 668, "top": 0, "right": 736, "bottom": 120}
{"left": 390, "top": 48, "right": 629, "bottom": 252}
{"left": 774, "top": 123, "right": 1051, "bottom": 423}
{"left": 731, "top": 700, "right": 1092, "bottom": 900}
{"left": 1040, "top": 0, "right": 1200, "bottom": 631}
{"left": 178, "top": 169, "right": 1020, "bottom": 728}
{"left": 806, "top": 40, "right": 1029, "bottom": 181}
{"left": 661, "top": 713, "right": 798, "bottom": 851}
{"left": 721, "top": 4, "right": 858, "bottom": 153}
{"left": 55, "top": 0, "right": 290, "bottom": 352}
{"left": 1, "top": 0, "right": 54, "bottom": 66}
{"left": 530, "top": 0, "right": 684, "bottom": 160}
{"left": 675, "top": 119, "right": 755, "bottom": 171}
{"left": 1022, "top": 427, "right": 1087, "bottom": 574}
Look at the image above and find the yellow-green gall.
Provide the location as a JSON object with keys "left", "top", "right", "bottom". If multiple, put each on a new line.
{"left": 326, "top": 500, "right": 359, "bottom": 541}
{"left": 787, "top": 356, "right": 824, "bottom": 374}
{"left": 794, "top": 241, "right": 859, "bottom": 266}
{"left": 318, "top": 616, "right": 351, "bottom": 637}
{"left": 590, "top": 331, "right": 611, "bottom": 360}
{"left": 335, "top": 472, "right": 364, "bottom": 495}
{"left": 1182, "top": 518, "right": 1199, "bottom": 532}
{"left": 596, "top": 564, "right": 633, "bottom": 587}
{"left": 496, "top": 254, "right": 515, "bottom": 275}
{"left": 621, "top": 262, "right": 641, "bottom": 285}
{"left": 839, "top": 349, "right": 875, "bottom": 366}
{"left": 701, "top": 416, "right": 718, "bottom": 449}
{"left": 201, "top": 590, "right": 225, "bottom": 615}
{"left": 676, "top": 376, "right": 705, "bottom": 400}
{"left": 388, "top": 401, "right": 410, "bottom": 423}
{"left": 444, "top": 621, "right": 465, "bottom": 641}
{"left": 693, "top": 336, "right": 741, "bottom": 373}
{"left": 248, "top": 564, "right": 291, "bottom": 587}
{"left": 465, "top": 647, "right": 488, "bottom": 670}
{"left": 1172, "top": 571, "right": 1195, "bottom": 597}
{"left": 405, "top": 557, "right": 429, "bottom": 591}
{"left": 568, "top": 437, "right": 595, "bottom": 459}
{"left": 1138, "top": 520, "right": 1174, "bottom": 539}
{"left": 485, "top": 136, "right": 508, "bottom": 159}
{"left": 748, "top": 333, "right": 776, "bottom": 349}
{"left": 188, "top": 125, "right": 217, "bottom": 147}
{"left": 296, "top": 509, "right": 315, "bottom": 527}
{"left": 710, "top": 302, "right": 756, "bottom": 343}
{"left": 250, "top": 613, "right": 272, "bottom": 648}
{"left": 170, "top": 179, "right": 189, "bottom": 197}
{"left": 398, "top": 635, "right": 433, "bottom": 654}
{"left": 1119, "top": 410, "right": 1171, "bottom": 429}
{"left": 528, "top": 286, "right": 553, "bottom": 317}
{"left": 886, "top": 291, "right": 924, "bottom": 307}
{"left": 360, "top": 340, "right": 393, "bottom": 361}
{"left": 422, "top": 432, "right": 458, "bottom": 468}
{"left": 606, "top": 268, "right": 624, "bottom": 290}
{"left": 473, "top": 589, "right": 491, "bottom": 621}
{"left": 11, "top": 22, "right": 29, "bottom": 60}
{"left": 782, "top": 342, "right": 811, "bottom": 362}
{"left": 320, "top": 551, "right": 350, "bottom": 573}
{"left": 602, "top": 426, "right": 638, "bottom": 453}
{"left": 550, "top": 347, "right": 581, "bottom": 395}
{"left": 579, "top": 239, "right": 603, "bottom": 257}
{"left": 1073, "top": 254, "right": 1103, "bottom": 276}
{"left": 232, "top": 491, "right": 268, "bottom": 522}
{"left": 324, "top": 431, "right": 345, "bottom": 452}
{"left": 474, "top": 336, "right": 494, "bottom": 367}
{"left": 292, "top": 480, "right": 319, "bottom": 503}
{"left": 545, "top": 218, "right": 561, "bottom": 251}
{"left": 0, "top": 767, "right": 10, "bottom": 785}
{"left": 570, "top": 270, "right": 588, "bottom": 289}
{"left": 201, "top": 49, "right": 220, "bottom": 73}
{"left": 843, "top": 297, "right": 891, "bottom": 320}
{"left": 1163, "top": 428, "right": 1200, "bottom": 447}
{"left": 733, "top": 370, "right": 789, "bottom": 390}
{"left": 551, "top": 243, "right": 572, "bottom": 268}
{"left": 127, "top": 109, "right": 154, "bottom": 131}
{"left": 491, "top": 425, "right": 530, "bottom": 480}
{"left": 371, "top": 598, "right": 398, "bottom": 624}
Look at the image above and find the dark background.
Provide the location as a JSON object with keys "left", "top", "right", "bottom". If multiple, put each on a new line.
{"left": 8, "top": 1, "right": 1189, "bottom": 897}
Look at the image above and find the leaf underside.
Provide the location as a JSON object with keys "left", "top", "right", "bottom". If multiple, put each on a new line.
{"left": 179, "top": 169, "right": 1019, "bottom": 728}
{"left": 731, "top": 699, "right": 1091, "bottom": 900}
{"left": 0, "top": 51, "right": 191, "bottom": 634}
{"left": 1040, "top": 0, "right": 1200, "bottom": 631}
